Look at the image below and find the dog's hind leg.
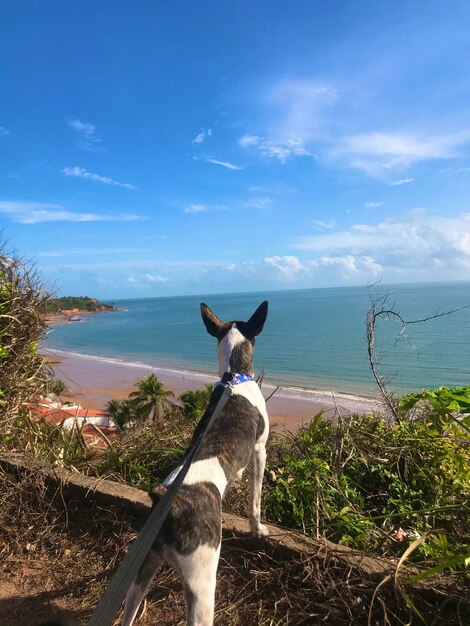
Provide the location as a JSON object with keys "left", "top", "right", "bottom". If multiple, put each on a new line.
{"left": 121, "top": 548, "right": 164, "bottom": 626}
{"left": 249, "top": 442, "right": 269, "bottom": 538}
{"left": 176, "top": 544, "right": 221, "bottom": 626}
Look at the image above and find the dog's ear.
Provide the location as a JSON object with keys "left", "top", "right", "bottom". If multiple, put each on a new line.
{"left": 200, "top": 303, "right": 223, "bottom": 337}
{"left": 245, "top": 300, "right": 268, "bottom": 339}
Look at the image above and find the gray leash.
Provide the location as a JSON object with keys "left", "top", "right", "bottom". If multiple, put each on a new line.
{"left": 88, "top": 379, "right": 234, "bottom": 626}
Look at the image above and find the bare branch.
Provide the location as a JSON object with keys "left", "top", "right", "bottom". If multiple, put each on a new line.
{"left": 366, "top": 286, "right": 469, "bottom": 419}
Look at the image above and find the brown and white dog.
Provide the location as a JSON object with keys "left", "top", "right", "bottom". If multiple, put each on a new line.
{"left": 121, "top": 301, "right": 269, "bottom": 626}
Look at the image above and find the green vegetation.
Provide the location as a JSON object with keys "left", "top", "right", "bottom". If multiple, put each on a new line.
{"left": 47, "top": 378, "right": 69, "bottom": 401}
{"left": 180, "top": 384, "right": 214, "bottom": 421}
{"left": 106, "top": 375, "right": 176, "bottom": 429}
{"left": 40, "top": 295, "right": 116, "bottom": 314}
{"left": 97, "top": 378, "right": 470, "bottom": 567}
{"left": 400, "top": 385, "right": 470, "bottom": 427}
{"left": 128, "top": 374, "right": 175, "bottom": 424}
{"left": 265, "top": 406, "right": 469, "bottom": 564}
{"left": 0, "top": 246, "right": 50, "bottom": 423}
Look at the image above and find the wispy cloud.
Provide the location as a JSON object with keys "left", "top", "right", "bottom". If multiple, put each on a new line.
{"left": 365, "top": 201, "right": 383, "bottom": 208}
{"left": 185, "top": 203, "right": 207, "bottom": 214}
{"left": 240, "top": 75, "right": 470, "bottom": 176}
{"left": 195, "top": 156, "right": 243, "bottom": 170}
{"left": 63, "top": 166, "right": 137, "bottom": 190}
{"left": 330, "top": 131, "right": 470, "bottom": 175}
{"left": 191, "top": 128, "right": 212, "bottom": 144}
{"left": 127, "top": 273, "right": 168, "bottom": 287}
{"left": 0, "top": 200, "right": 142, "bottom": 224}
{"left": 37, "top": 247, "right": 147, "bottom": 257}
{"left": 312, "top": 219, "right": 336, "bottom": 229}
{"left": 390, "top": 178, "right": 414, "bottom": 186}
{"left": 184, "top": 202, "right": 229, "bottom": 214}
{"left": 446, "top": 166, "right": 470, "bottom": 176}
{"left": 66, "top": 118, "right": 105, "bottom": 152}
{"left": 238, "top": 79, "right": 336, "bottom": 164}
{"left": 145, "top": 273, "right": 167, "bottom": 283}
{"left": 0, "top": 126, "right": 10, "bottom": 137}
{"left": 266, "top": 79, "right": 337, "bottom": 143}
{"left": 243, "top": 197, "right": 272, "bottom": 209}
{"left": 239, "top": 134, "right": 311, "bottom": 164}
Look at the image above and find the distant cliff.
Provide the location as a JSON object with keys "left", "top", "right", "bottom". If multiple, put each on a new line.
{"left": 41, "top": 296, "right": 117, "bottom": 315}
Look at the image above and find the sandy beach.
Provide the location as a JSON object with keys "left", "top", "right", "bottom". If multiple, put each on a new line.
{"left": 43, "top": 349, "right": 380, "bottom": 430}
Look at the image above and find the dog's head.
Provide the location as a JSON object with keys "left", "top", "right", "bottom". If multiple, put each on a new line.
{"left": 200, "top": 301, "right": 268, "bottom": 376}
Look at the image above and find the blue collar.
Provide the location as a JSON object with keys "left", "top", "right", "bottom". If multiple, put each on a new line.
{"left": 232, "top": 373, "right": 254, "bottom": 385}
{"left": 219, "top": 372, "right": 254, "bottom": 386}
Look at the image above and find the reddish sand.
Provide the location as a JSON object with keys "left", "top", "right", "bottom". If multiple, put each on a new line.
{"left": 44, "top": 350, "right": 379, "bottom": 431}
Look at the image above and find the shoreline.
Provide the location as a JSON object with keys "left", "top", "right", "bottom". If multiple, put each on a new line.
{"left": 43, "top": 348, "right": 380, "bottom": 430}
{"left": 42, "top": 309, "right": 117, "bottom": 325}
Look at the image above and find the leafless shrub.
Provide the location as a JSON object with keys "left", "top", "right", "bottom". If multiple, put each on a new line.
{"left": 366, "top": 285, "right": 469, "bottom": 419}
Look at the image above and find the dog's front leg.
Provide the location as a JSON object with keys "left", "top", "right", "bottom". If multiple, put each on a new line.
{"left": 249, "top": 442, "right": 269, "bottom": 538}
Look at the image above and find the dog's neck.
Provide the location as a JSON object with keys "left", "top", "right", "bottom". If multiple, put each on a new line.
{"left": 217, "top": 325, "right": 254, "bottom": 379}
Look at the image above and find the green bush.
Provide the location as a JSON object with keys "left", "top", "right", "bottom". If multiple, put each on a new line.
{"left": 0, "top": 246, "right": 50, "bottom": 426}
{"left": 179, "top": 384, "right": 214, "bottom": 421}
{"left": 400, "top": 385, "right": 470, "bottom": 428}
{"left": 265, "top": 410, "right": 470, "bottom": 562}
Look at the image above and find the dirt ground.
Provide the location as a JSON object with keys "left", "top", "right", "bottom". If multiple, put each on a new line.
{"left": 0, "top": 463, "right": 468, "bottom": 626}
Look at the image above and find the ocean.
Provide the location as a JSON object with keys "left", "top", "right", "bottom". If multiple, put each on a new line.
{"left": 44, "top": 282, "right": 470, "bottom": 396}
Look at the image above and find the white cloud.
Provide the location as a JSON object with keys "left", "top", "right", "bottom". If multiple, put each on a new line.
{"left": 192, "top": 128, "right": 212, "bottom": 144}
{"left": 0, "top": 127, "right": 10, "bottom": 137}
{"left": 239, "top": 134, "right": 311, "bottom": 164}
{"left": 238, "top": 79, "right": 336, "bottom": 164}
{"left": 268, "top": 79, "right": 337, "bottom": 138}
{"left": 264, "top": 254, "right": 382, "bottom": 281}
{"left": 390, "top": 178, "right": 414, "bottom": 186}
{"left": 184, "top": 203, "right": 229, "bottom": 214}
{"left": 185, "top": 203, "right": 207, "bottom": 214}
{"left": 294, "top": 209, "right": 470, "bottom": 272}
{"left": 243, "top": 197, "right": 272, "bottom": 209}
{"left": 197, "top": 157, "right": 243, "bottom": 170}
{"left": 127, "top": 273, "right": 168, "bottom": 288}
{"left": 331, "top": 131, "right": 470, "bottom": 175}
{"left": 239, "top": 135, "right": 260, "bottom": 147}
{"left": 0, "top": 200, "right": 142, "bottom": 224}
{"left": 365, "top": 201, "right": 383, "bottom": 208}
{"left": 265, "top": 255, "right": 304, "bottom": 279}
{"left": 67, "top": 118, "right": 105, "bottom": 152}
{"left": 447, "top": 167, "right": 470, "bottom": 176}
{"left": 312, "top": 219, "right": 336, "bottom": 229}
{"left": 240, "top": 76, "right": 470, "bottom": 176}
{"left": 145, "top": 273, "right": 167, "bottom": 283}
{"left": 63, "top": 166, "right": 136, "bottom": 190}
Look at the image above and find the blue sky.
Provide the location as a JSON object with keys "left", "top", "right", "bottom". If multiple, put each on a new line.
{"left": 1, "top": 0, "right": 470, "bottom": 298}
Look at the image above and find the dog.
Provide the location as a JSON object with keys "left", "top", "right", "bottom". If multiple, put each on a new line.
{"left": 121, "top": 300, "right": 270, "bottom": 626}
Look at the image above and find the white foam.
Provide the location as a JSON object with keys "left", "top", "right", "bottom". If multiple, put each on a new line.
{"left": 44, "top": 348, "right": 377, "bottom": 408}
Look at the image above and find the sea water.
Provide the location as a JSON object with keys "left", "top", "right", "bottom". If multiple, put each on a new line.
{"left": 44, "top": 282, "right": 470, "bottom": 396}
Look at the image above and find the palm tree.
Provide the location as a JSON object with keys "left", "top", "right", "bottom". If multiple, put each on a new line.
{"left": 106, "top": 398, "right": 136, "bottom": 429}
{"left": 179, "top": 384, "right": 214, "bottom": 422}
{"left": 49, "top": 378, "right": 68, "bottom": 405}
{"left": 129, "top": 374, "right": 175, "bottom": 424}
